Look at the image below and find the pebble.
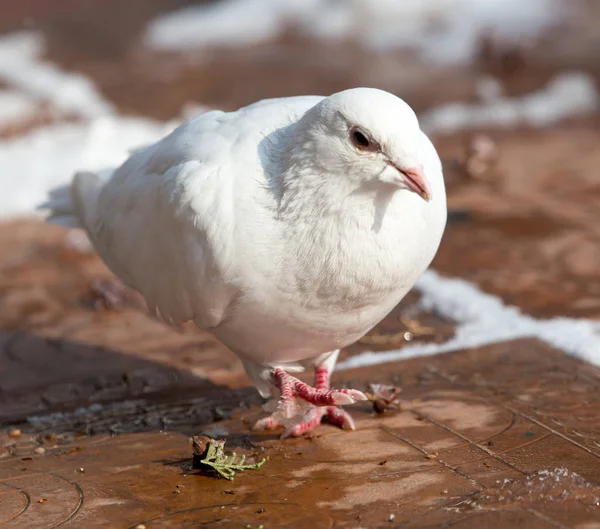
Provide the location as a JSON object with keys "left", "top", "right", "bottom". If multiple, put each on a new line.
{"left": 387, "top": 514, "right": 396, "bottom": 522}
{"left": 34, "top": 447, "right": 46, "bottom": 455}
{"left": 135, "top": 525, "right": 146, "bottom": 529}
{"left": 8, "top": 429, "right": 21, "bottom": 438}
{"left": 464, "top": 134, "right": 497, "bottom": 180}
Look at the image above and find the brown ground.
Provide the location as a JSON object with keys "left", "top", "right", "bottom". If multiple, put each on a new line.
{"left": 1, "top": 1, "right": 600, "bottom": 528}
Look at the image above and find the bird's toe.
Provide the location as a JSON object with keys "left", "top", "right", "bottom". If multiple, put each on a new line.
{"left": 324, "top": 406, "right": 356, "bottom": 430}
{"left": 329, "top": 389, "right": 368, "bottom": 405}
{"left": 252, "top": 415, "right": 282, "bottom": 431}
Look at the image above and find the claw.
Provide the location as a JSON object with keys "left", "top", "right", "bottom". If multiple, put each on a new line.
{"left": 330, "top": 391, "right": 356, "bottom": 405}
{"left": 252, "top": 416, "right": 281, "bottom": 431}
{"left": 325, "top": 406, "right": 356, "bottom": 430}
{"left": 330, "top": 389, "right": 368, "bottom": 405}
{"left": 282, "top": 408, "right": 324, "bottom": 438}
{"left": 343, "top": 389, "right": 369, "bottom": 402}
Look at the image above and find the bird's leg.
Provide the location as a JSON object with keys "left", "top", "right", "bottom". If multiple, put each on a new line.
{"left": 270, "top": 367, "right": 366, "bottom": 406}
{"left": 312, "top": 351, "right": 360, "bottom": 432}
{"left": 253, "top": 350, "right": 366, "bottom": 436}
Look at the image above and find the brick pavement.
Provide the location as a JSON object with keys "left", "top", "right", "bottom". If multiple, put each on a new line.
{"left": 0, "top": 1, "right": 599, "bottom": 527}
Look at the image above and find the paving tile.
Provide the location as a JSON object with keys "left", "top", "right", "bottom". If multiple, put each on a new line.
{"left": 0, "top": 339, "right": 599, "bottom": 527}
{"left": 435, "top": 123, "right": 600, "bottom": 319}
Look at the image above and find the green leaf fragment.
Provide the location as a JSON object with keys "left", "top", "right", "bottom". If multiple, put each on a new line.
{"left": 200, "top": 439, "right": 266, "bottom": 481}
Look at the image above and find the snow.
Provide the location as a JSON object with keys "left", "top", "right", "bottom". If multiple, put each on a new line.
{"left": 0, "top": 90, "right": 38, "bottom": 125}
{"left": 422, "top": 72, "right": 599, "bottom": 134}
{"left": 0, "top": 30, "right": 178, "bottom": 220}
{"left": 145, "top": 0, "right": 563, "bottom": 63}
{"left": 0, "top": 117, "right": 176, "bottom": 219}
{"left": 0, "top": 31, "right": 113, "bottom": 118}
{"left": 338, "top": 271, "right": 600, "bottom": 370}
{"left": 146, "top": 0, "right": 311, "bottom": 50}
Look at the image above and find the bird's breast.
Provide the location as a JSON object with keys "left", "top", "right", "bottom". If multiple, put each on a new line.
{"left": 286, "top": 213, "right": 432, "bottom": 312}
{"left": 218, "top": 190, "right": 445, "bottom": 363}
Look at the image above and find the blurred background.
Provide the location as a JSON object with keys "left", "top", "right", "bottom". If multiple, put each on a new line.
{"left": 0, "top": 0, "right": 598, "bottom": 216}
{"left": 0, "top": 1, "right": 597, "bottom": 354}
{"left": 0, "top": 0, "right": 597, "bottom": 387}
{"left": 0, "top": 4, "right": 599, "bottom": 524}
{"left": 0, "top": 0, "right": 598, "bottom": 312}
{"left": 0, "top": 0, "right": 598, "bottom": 116}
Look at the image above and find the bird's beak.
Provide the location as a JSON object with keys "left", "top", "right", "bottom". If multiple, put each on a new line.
{"left": 387, "top": 161, "right": 431, "bottom": 202}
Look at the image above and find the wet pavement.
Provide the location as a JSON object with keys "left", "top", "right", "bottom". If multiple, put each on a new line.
{"left": 435, "top": 122, "right": 600, "bottom": 319}
{"left": 1, "top": 0, "right": 600, "bottom": 527}
{"left": 1, "top": 339, "right": 599, "bottom": 528}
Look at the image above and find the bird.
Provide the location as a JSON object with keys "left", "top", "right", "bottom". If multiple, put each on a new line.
{"left": 42, "top": 88, "right": 447, "bottom": 437}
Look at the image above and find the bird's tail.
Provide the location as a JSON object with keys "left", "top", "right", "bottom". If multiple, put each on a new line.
{"left": 40, "top": 169, "right": 111, "bottom": 231}
{"left": 41, "top": 183, "right": 80, "bottom": 228}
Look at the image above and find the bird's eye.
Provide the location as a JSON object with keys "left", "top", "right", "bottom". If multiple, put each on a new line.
{"left": 351, "top": 127, "right": 371, "bottom": 150}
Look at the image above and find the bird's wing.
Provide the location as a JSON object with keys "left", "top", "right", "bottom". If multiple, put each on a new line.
{"left": 76, "top": 96, "right": 324, "bottom": 329}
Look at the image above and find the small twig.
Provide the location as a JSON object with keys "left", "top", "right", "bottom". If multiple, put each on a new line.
{"left": 192, "top": 436, "right": 266, "bottom": 481}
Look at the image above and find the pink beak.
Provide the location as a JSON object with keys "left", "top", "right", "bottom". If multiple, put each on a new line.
{"left": 388, "top": 162, "right": 431, "bottom": 202}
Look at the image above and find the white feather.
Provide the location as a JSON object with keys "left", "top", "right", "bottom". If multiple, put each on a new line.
{"left": 42, "top": 88, "right": 447, "bottom": 396}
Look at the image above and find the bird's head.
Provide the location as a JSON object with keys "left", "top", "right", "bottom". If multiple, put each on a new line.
{"left": 291, "top": 87, "right": 431, "bottom": 202}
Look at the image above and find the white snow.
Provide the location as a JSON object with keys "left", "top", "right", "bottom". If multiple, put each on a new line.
{"left": 339, "top": 270, "right": 600, "bottom": 370}
{"left": 0, "top": 31, "right": 113, "bottom": 118}
{"left": 422, "top": 72, "right": 599, "bottom": 134}
{"left": 0, "top": 30, "right": 179, "bottom": 220}
{"left": 0, "top": 117, "right": 176, "bottom": 219}
{"left": 145, "top": 0, "right": 563, "bottom": 63}
{"left": 146, "top": 0, "right": 313, "bottom": 50}
{"left": 0, "top": 90, "right": 38, "bottom": 125}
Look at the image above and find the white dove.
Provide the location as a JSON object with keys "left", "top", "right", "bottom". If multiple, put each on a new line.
{"left": 44, "top": 88, "right": 447, "bottom": 436}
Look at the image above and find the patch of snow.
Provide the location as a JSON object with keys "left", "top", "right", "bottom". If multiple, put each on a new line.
{"left": 0, "top": 31, "right": 113, "bottom": 118}
{"left": 146, "top": 0, "right": 319, "bottom": 50}
{"left": 0, "top": 116, "right": 177, "bottom": 219}
{"left": 339, "top": 270, "right": 600, "bottom": 370}
{"left": 0, "top": 90, "right": 38, "bottom": 125}
{"left": 421, "top": 72, "right": 599, "bottom": 134}
{"left": 474, "top": 76, "right": 505, "bottom": 103}
{"left": 145, "top": 0, "right": 564, "bottom": 63}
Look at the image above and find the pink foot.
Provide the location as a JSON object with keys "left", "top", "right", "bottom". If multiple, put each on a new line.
{"left": 252, "top": 362, "right": 365, "bottom": 437}
{"left": 253, "top": 405, "right": 356, "bottom": 437}
{"left": 270, "top": 367, "right": 367, "bottom": 406}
